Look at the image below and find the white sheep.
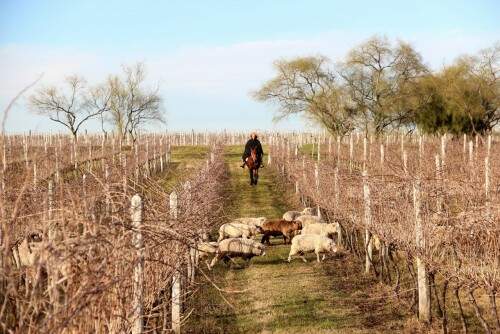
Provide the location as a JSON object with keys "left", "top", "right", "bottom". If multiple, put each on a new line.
{"left": 282, "top": 208, "right": 315, "bottom": 221}
{"left": 11, "top": 232, "right": 71, "bottom": 286}
{"left": 301, "top": 207, "right": 315, "bottom": 216}
{"left": 209, "top": 238, "right": 266, "bottom": 269}
{"left": 197, "top": 241, "right": 219, "bottom": 260}
{"left": 287, "top": 234, "right": 338, "bottom": 263}
{"left": 296, "top": 214, "right": 324, "bottom": 226}
{"left": 301, "top": 222, "right": 339, "bottom": 237}
{"left": 217, "top": 223, "right": 262, "bottom": 242}
{"left": 232, "top": 217, "right": 267, "bottom": 227}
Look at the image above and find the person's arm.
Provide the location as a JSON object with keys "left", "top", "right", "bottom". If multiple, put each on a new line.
{"left": 257, "top": 141, "right": 264, "bottom": 156}
{"left": 242, "top": 141, "right": 250, "bottom": 160}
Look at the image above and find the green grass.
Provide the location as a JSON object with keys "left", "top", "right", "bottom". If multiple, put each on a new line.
{"left": 157, "top": 145, "right": 210, "bottom": 191}
{"left": 185, "top": 145, "right": 410, "bottom": 334}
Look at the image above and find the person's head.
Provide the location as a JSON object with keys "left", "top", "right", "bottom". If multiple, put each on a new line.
{"left": 250, "top": 131, "right": 258, "bottom": 140}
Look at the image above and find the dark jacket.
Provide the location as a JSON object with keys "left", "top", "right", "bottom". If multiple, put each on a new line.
{"left": 242, "top": 138, "right": 264, "bottom": 161}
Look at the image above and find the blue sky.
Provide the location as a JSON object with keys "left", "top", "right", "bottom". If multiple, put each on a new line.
{"left": 1, "top": 0, "right": 499, "bottom": 133}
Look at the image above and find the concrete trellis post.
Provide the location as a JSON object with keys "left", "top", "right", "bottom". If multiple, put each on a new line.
{"left": 170, "top": 191, "right": 181, "bottom": 334}
{"left": 413, "top": 178, "right": 431, "bottom": 323}
{"left": 362, "top": 170, "right": 372, "bottom": 274}
{"left": 380, "top": 144, "right": 385, "bottom": 169}
{"left": 334, "top": 167, "right": 341, "bottom": 245}
{"left": 435, "top": 155, "right": 443, "bottom": 214}
{"left": 184, "top": 181, "right": 196, "bottom": 285}
{"left": 485, "top": 156, "right": 491, "bottom": 217}
{"left": 363, "top": 137, "right": 367, "bottom": 171}
{"left": 336, "top": 136, "right": 340, "bottom": 166}
{"left": 463, "top": 134, "right": 467, "bottom": 161}
{"left": 55, "top": 149, "right": 60, "bottom": 182}
{"left": 403, "top": 151, "right": 408, "bottom": 176}
{"left": 468, "top": 141, "right": 474, "bottom": 166}
{"left": 314, "top": 163, "right": 320, "bottom": 218}
{"left": 440, "top": 135, "right": 446, "bottom": 170}
{"left": 48, "top": 179, "right": 54, "bottom": 221}
{"left": 418, "top": 135, "right": 423, "bottom": 164}
{"left": 317, "top": 140, "right": 320, "bottom": 163}
{"left": 33, "top": 162, "right": 37, "bottom": 187}
{"left": 23, "top": 139, "right": 28, "bottom": 168}
{"left": 349, "top": 134, "right": 353, "bottom": 172}
{"left": 2, "top": 142, "right": 6, "bottom": 172}
{"left": 131, "top": 194, "right": 144, "bottom": 334}
{"left": 400, "top": 133, "right": 404, "bottom": 160}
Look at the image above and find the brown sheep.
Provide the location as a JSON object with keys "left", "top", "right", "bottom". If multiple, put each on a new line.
{"left": 260, "top": 219, "right": 302, "bottom": 245}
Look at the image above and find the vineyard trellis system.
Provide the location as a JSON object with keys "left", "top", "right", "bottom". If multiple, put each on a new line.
{"left": 0, "top": 132, "right": 234, "bottom": 333}
{"left": 268, "top": 132, "right": 499, "bottom": 333}
{"left": 1, "top": 130, "right": 499, "bottom": 333}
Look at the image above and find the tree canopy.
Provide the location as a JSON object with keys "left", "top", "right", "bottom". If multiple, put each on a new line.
{"left": 254, "top": 37, "right": 499, "bottom": 136}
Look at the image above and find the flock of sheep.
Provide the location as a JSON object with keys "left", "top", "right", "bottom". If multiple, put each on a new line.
{"left": 199, "top": 207, "right": 340, "bottom": 269}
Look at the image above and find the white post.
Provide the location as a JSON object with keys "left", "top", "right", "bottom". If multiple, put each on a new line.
{"left": 317, "top": 140, "right": 320, "bottom": 163}
{"left": 463, "top": 134, "right": 467, "bottom": 161}
{"left": 170, "top": 191, "right": 181, "bottom": 334}
{"left": 435, "top": 155, "right": 442, "bottom": 214}
{"left": 334, "top": 167, "right": 341, "bottom": 244}
{"left": 403, "top": 151, "right": 408, "bottom": 176}
{"left": 131, "top": 194, "right": 144, "bottom": 334}
{"left": 33, "top": 162, "right": 37, "bottom": 187}
{"left": 418, "top": 135, "right": 423, "bottom": 165}
{"left": 349, "top": 133, "right": 353, "bottom": 172}
{"left": 468, "top": 141, "right": 474, "bottom": 166}
{"left": 336, "top": 136, "right": 340, "bottom": 167}
{"left": 380, "top": 144, "right": 385, "bottom": 169}
{"left": 315, "top": 163, "right": 320, "bottom": 218}
{"left": 413, "top": 177, "right": 431, "bottom": 323}
{"left": 485, "top": 156, "right": 490, "bottom": 217}
{"left": 362, "top": 170, "right": 372, "bottom": 274}
{"left": 363, "top": 137, "right": 367, "bottom": 171}
{"left": 440, "top": 135, "right": 446, "bottom": 170}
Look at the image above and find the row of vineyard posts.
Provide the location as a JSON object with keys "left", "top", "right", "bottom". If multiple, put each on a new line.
{"left": 0, "top": 131, "right": 233, "bottom": 333}
{"left": 267, "top": 131, "right": 499, "bottom": 334}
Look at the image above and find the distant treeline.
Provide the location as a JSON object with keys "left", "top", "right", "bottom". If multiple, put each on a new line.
{"left": 254, "top": 36, "right": 499, "bottom": 136}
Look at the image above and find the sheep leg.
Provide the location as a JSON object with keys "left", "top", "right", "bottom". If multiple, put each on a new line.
{"left": 316, "top": 251, "right": 321, "bottom": 263}
{"left": 209, "top": 253, "right": 222, "bottom": 269}
{"left": 287, "top": 247, "right": 297, "bottom": 262}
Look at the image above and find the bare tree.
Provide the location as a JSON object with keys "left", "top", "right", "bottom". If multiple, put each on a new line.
{"left": 253, "top": 56, "right": 355, "bottom": 136}
{"left": 106, "top": 63, "right": 164, "bottom": 142}
{"left": 338, "top": 36, "right": 427, "bottom": 135}
{"left": 30, "top": 76, "right": 109, "bottom": 139}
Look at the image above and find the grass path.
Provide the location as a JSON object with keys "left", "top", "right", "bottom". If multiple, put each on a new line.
{"left": 186, "top": 145, "right": 408, "bottom": 334}
{"left": 157, "top": 145, "right": 209, "bottom": 191}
